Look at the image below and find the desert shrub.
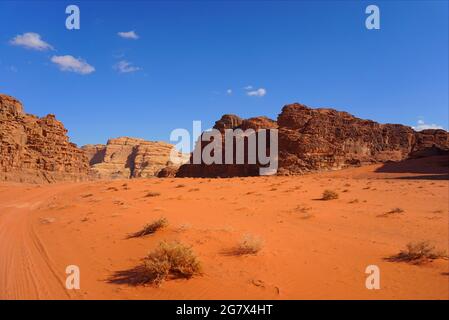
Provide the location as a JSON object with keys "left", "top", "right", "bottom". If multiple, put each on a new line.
{"left": 234, "top": 234, "right": 263, "bottom": 255}
{"left": 378, "top": 207, "right": 404, "bottom": 218}
{"left": 390, "top": 208, "right": 404, "bottom": 213}
{"left": 145, "top": 191, "right": 161, "bottom": 197}
{"left": 387, "top": 241, "right": 447, "bottom": 264}
{"left": 81, "top": 193, "right": 93, "bottom": 198}
{"left": 322, "top": 189, "right": 339, "bottom": 200}
{"left": 129, "top": 217, "right": 168, "bottom": 238}
{"left": 142, "top": 241, "right": 201, "bottom": 285}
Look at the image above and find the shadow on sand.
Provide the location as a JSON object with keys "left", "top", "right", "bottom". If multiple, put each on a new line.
{"left": 374, "top": 155, "right": 449, "bottom": 180}
{"left": 107, "top": 265, "right": 151, "bottom": 286}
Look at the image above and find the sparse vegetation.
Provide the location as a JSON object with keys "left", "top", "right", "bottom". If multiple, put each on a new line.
{"left": 387, "top": 241, "right": 447, "bottom": 264}
{"left": 294, "top": 205, "right": 311, "bottom": 213}
{"left": 81, "top": 193, "right": 93, "bottom": 198}
{"left": 128, "top": 217, "right": 168, "bottom": 238}
{"left": 142, "top": 241, "right": 202, "bottom": 285}
{"left": 377, "top": 207, "right": 404, "bottom": 218}
{"left": 322, "top": 189, "right": 339, "bottom": 200}
{"left": 145, "top": 191, "right": 161, "bottom": 197}
{"left": 388, "top": 207, "right": 404, "bottom": 214}
{"left": 234, "top": 234, "right": 263, "bottom": 255}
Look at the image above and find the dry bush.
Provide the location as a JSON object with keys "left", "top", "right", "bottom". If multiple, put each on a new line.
{"left": 388, "top": 208, "right": 404, "bottom": 214}
{"left": 294, "top": 205, "right": 311, "bottom": 213}
{"left": 234, "top": 234, "right": 263, "bottom": 255}
{"left": 387, "top": 241, "right": 447, "bottom": 264}
{"left": 322, "top": 189, "right": 339, "bottom": 200}
{"left": 142, "top": 241, "right": 201, "bottom": 285}
{"left": 81, "top": 193, "right": 93, "bottom": 198}
{"left": 145, "top": 191, "right": 161, "bottom": 197}
{"left": 129, "top": 217, "right": 168, "bottom": 238}
{"left": 377, "top": 207, "right": 404, "bottom": 218}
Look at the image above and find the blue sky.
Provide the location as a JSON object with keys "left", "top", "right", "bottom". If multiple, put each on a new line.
{"left": 1, "top": 0, "right": 448, "bottom": 147}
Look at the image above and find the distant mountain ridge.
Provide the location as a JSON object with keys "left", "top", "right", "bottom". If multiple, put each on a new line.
{"left": 177, "top": 103, "right": 449, "bottom": 177}
{"left": 1, "top": 93, "right": 447, "bottom": 182}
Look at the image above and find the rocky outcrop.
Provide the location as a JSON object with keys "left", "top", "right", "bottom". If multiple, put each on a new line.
{"left": 278, "top": 104, "right": 448, "bottom": 174}
{"left": 82, "top": 144, "right": 106, "bottom": 165}
{"left": 0, "top": 94, "right": 90, "bottom": 183}
{"left": 411, "top": 129, "right": 449, "bottom": 158}
{"left": 177, "top": 103, "right": 448, "bottom": 177}
{"left": 157, "top": 166, "right": 179, "bottom": 178}
{"left": 176, "top": 115, "right": 278, "bottom": 177}
{"left": 82, "top": 137, "right": 189, "bottom": 179}
{"left": 277, "top": 104, "right": 413, "bottom": 174}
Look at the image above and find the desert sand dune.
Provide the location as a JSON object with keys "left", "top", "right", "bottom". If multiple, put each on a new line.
{"left": 0, "top": 156, "right": 448, "bottom": 300}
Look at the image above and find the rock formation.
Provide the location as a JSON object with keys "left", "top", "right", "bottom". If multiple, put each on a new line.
{"left": 0, "top": 94, "right": 90, "bottom": 183}
{"left": 177, "top": 103, "right": 449, "bottom": 177}
{"left": 411, "top": 129, "right": 449, "bottom": 158}
{"left": 82, "top": 137, "right": 188, "bottom": 179}
{"left": 3, "top": 93, "right": 446, "bottom": 181}
{"left": 176, "top": 115, "right": 278, "bottom": 177}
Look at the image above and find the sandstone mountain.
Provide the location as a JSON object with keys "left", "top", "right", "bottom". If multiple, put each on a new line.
{"left": 0, "top": 94, "right": 90, "bottom": 183}
{"left": 177, "top": 103, "right": 449, "bottom": 177}
{"left": 82, "top": 137, "right": 189, "bottom": 179}
{"left": 277, "top": 104, "right": 448, "bottom": 174}
{"left": 2, "top": 93, "right": 447, "bottom": 181}
{"left": 176, "top": 114, "right": 278, "bottom": 177}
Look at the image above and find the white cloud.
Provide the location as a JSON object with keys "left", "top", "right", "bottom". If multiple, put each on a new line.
{"left": 244, "top": 85, "right": 253, "bottom": 90}
{"left": 246, "top": 88, "right": 266, "bottom": 97}
{"left": 50, "top": 55, "right": 95, "bottom": 75}
{"left": 412, "top": 120, "right": 444, "bottom": 131}
{"left": 10, "top": 32, "right": 53, "bottom": 51}
{"left": 226, "top": 89, "right": 232, "bottom": 95}
{"left": 113, "top": 60, "right": 141, "bottom": 73}
{"left": 117, "top": 31, "right": 139, "bottom": 40}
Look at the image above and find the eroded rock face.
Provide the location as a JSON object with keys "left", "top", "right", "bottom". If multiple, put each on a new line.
{"left": 0, "top": 94, "right": 90, "bottom": 183}
{"left": 177, "top": 103, "right": 448, "bottom": 177}
{"left": 82, "top": 137, "right": 188, "bottom": 179}
{"left": 176, "top": 115, "right": 278, "bottom": 177}
{"left": 277, "top": 104, "right": 417, "bottom": 174}
{"left": 278, "top": 104, "right": 448, "bottom": 174}
{"left": 411, "top": 129, "right": 449, "bottom": 158}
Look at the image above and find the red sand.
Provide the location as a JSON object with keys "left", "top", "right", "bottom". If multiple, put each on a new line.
{"left": 0, "top": 157, "right": 448, "bottom": 299}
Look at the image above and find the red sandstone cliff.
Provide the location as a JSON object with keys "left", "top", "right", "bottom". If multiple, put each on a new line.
{"left": 82, "top": 137, "right": 189, "bottom": 179}
{"left": 177, "top": 103, "right": 449, "bottom": 177}
{"left": 176, "top": 115, "right": 278, "bottom": 177}
{"left": 0, "top": 94, "right": 90, "bottom": 183}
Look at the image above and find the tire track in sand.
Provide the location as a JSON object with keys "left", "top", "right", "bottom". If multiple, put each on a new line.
{"left": 0, "top": 187, "right": 78, "bottom": 299}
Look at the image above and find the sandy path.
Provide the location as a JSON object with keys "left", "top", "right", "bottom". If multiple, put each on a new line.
{"left": 0, "top": 185, "right": 77, "bottom": 299}
{"left": 0, "top": 157, "right": 448, "bottom": 300}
